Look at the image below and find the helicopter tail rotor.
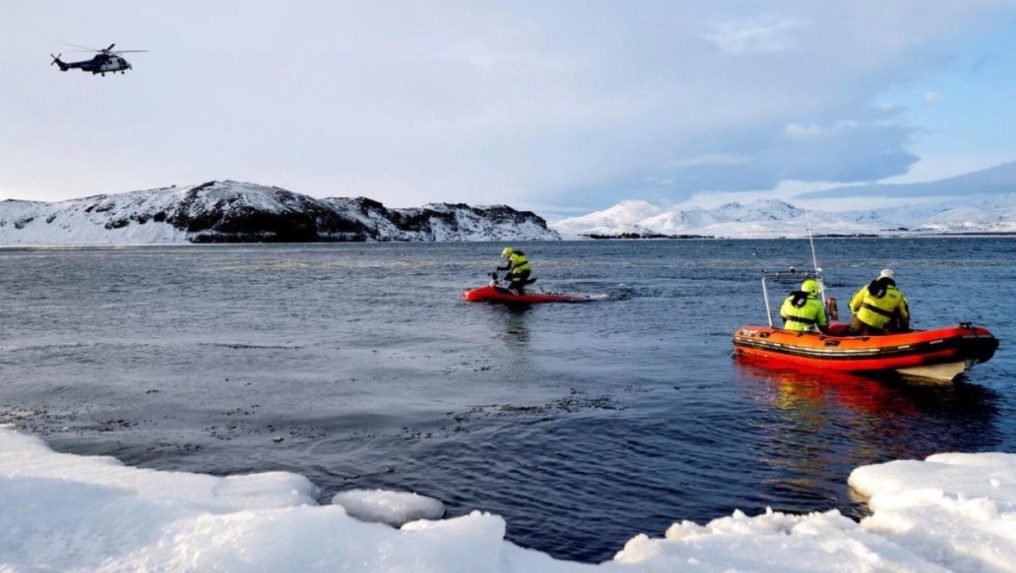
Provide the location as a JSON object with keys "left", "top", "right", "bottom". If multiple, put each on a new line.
{"left": 50, "top": 53, "right": 68, "bottom": 71}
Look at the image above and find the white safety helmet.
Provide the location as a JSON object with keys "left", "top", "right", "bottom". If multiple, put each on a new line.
{"left": 879, "top": 268, "right": 895, "bottom": 280}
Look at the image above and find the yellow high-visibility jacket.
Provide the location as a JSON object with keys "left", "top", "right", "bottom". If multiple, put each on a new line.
{"left": 849, "top": 282, "right": 909, "bottom": 330}
{"left": 505, "top": 252, "right": 531, "bottom": 273}
{"left": 780, "top": 292, "right": 828, "bottom": 332}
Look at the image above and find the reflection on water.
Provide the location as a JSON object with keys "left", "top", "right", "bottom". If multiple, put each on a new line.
{"left": 736, "top": 355, "right": 1000, "bottom": 422}
{"left": 479, "top": 304, "right": 532, "bottom": 348}
{"left": 736, "top": 356, "right": 915, "bottom": 415}
{"left": 502, "top": 307, "right": 532, "bottom": 347}
{"left": 733, "top": 356, "right": 1001, "bottom": 517}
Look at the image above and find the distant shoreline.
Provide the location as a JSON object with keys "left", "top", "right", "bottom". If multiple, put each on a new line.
{"left": 577, "top": 231, "right": 1016, "bottom": 240}
{"left": 3, "top": 232, "right": 1016, "bottom": 248}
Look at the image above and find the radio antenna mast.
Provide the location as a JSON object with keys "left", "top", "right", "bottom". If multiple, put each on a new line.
{"left": 805, "top": 210, "right": 826, "bottom": 304}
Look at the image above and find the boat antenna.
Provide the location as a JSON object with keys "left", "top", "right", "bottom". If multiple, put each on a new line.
{"left": 761, "top": 268, "right": 774, "bottom": 327}
{"left": 805, "top": 210, "right": 826, "bottom": 304}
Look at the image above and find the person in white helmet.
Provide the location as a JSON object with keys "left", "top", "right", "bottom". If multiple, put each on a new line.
{"left": 847, "top": 268, "right": 910, "bottom": 335}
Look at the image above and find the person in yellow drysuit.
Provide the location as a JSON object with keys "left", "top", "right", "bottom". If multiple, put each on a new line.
{"left": 847, "top": 268, "right": 909, "bottom": 335}
{"left": 497, "top": 247, "right": 533, "bottom": 293}
{"left": 779, "top": 278, "right": 828, "bottom": 333}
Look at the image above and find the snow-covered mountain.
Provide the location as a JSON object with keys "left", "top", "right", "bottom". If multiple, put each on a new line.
{"left": 551, "top": 200, "right": 664, "bottom": 236}
{"left": 0, "top": 181, "right": 560, "bottom": 245}
{"left": 553, "top": 195, "right": 1016, "bottom": 238}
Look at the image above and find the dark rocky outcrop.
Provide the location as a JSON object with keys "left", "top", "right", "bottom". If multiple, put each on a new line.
{"left": 0, "top": 180, "right": 561, "bottom": 244}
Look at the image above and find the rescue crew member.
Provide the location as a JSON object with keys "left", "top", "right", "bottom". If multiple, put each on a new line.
{"left": 497, "top": 247, "right": 533, "bottom": 293}
{"left": 847, "top": 268, "right": 909, "bottom": 335}
{"left": 780, "top": 278, "right": 828, "bottom": 333}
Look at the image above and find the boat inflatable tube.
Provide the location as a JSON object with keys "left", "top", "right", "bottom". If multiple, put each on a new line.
{"left": 732, "top": 322, "right": 998, "bottom": 382}
{"left": 462, "top": 285, "right": 591, "bottom": 304}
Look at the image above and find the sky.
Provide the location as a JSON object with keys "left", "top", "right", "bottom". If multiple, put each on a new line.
{"left": 3, "top": 1, "right": 1016, "bottom": 217}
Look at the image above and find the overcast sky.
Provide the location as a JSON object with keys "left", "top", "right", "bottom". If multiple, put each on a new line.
{"left": 3, "top": 1, "right": 1016, "bottom": 215}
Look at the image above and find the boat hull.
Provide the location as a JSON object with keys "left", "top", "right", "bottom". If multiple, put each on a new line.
{"left": 462, "top": 285, "right": 590, "bottom": 304}
{"left": 732, "top": 323, "right": 998, "bottom": 381}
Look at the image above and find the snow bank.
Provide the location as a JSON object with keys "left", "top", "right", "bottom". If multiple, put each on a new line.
{"left": 615, "top": 508, "right": 951, "bottom": 572}
{"left": 1, "top": 426, "right": 1013, "bottom": 572}
{"left": 0, "top": 425, "right": 317, "bottom": 511}
{"left": 849, "top": 453, "right": 1016, "bottom": 573}
{"left": 332, "top": 488, "right": 446, "bottom": 526}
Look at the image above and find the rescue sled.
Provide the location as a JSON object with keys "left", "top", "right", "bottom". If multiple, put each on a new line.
{"left": 462, "top": 285, "right": 591, "bottom": 304}
{"left": 462, "top": 272, "right": 591, "bottom": 304}
{"left": 732, "top": 269, "right": 999, "bottom": 382}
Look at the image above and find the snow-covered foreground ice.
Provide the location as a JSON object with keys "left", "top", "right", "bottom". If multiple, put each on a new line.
{"left": 1, "top": 426, "right": 1013, "bottom": 572}
{"left": 849, "top": 453, "right": 1016, "bottom": 573}
{"left": 332, "top": 489, "right": 446, "bottom": 526}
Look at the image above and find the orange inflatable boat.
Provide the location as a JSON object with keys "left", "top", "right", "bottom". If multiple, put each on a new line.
{"left": 733, "top": 269, "right": 999, "bottom": 382}
{"left": 733, "top": 322, "right": 998, "bottom": 382}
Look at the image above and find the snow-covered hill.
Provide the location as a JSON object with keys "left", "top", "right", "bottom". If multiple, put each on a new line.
{"left": 0, "top": 181, "right": 560, "bottom": 245}
{"left": 553, "top": 195, "right": 1016, "bottom": 238}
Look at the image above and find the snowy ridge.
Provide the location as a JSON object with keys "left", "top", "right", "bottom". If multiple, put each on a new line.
{"left": 554, "top": 200, "right": 664, "bottom": 237}
{"left": 553, "top": 195, "right": 1016, "bottom": 238}
{"left": 0, "top": 181, "right": 560, "bottom": 245}
{"left": 1, "top": 426, "right": 1013, "bottom": 572}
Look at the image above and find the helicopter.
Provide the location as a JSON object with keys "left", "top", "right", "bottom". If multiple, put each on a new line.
{"left": 50, "top": 43, "right": 147, "bottom": 76}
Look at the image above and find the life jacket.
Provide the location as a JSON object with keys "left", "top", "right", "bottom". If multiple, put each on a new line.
{"left": 508, "top": 252, "right": 532, "bottom": 273}
{"left": 850, "top": 279, "right": 908, "bottom": 330}
{"left": 780, "top": 291, "right": 827, "bottom": 332}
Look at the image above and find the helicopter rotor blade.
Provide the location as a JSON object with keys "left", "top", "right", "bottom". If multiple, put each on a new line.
{"left": 111, "top": 50, "right": 148, "bottom": 54}
{"left": 50, "top": 53, "right": 62, "bottom": 66}
{"left": 105, "top": 43, "right": 115, "bottom": 52}
{"left": 65, "top": 43, "right": 102, "bottom": 52}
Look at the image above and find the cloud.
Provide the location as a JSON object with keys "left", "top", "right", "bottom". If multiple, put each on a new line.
{"left": 555, "top": 102, "right": 920, "bottom": 209}
{"left": 797, "top": 159, "right": 1016, "bottom": 199}
{"left": 703, "top": 16, "right": 805, "bottom": 55}
{"left": 923, "top": 91, "right": 942, "bottom": 105}
{"left": 0, "top": 1, "right": 1012, "bottom": 209}
{"left": 665, "top": 154, "right": 748, "bottom": 170}
{"left": 783, "top": 120, "right": 861, "bottom": 139}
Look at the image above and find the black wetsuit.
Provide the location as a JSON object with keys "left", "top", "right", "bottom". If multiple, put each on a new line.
{"left": 497, "top": 251, "right": 533, "bottom": 293}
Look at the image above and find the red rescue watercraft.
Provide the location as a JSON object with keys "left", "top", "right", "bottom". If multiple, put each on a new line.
{"left": 733, "top": 322, "right": 998, "bottom": 382}
{"left": 732, "top": 269, "right": 999, "bottom": 382}
{"left": 462, "top": 285, "right": 591, "bottom": 304}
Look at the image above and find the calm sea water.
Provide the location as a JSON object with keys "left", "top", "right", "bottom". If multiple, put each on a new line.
{"left": 1, "top": 239, "right": 1014, "bottom": 562}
